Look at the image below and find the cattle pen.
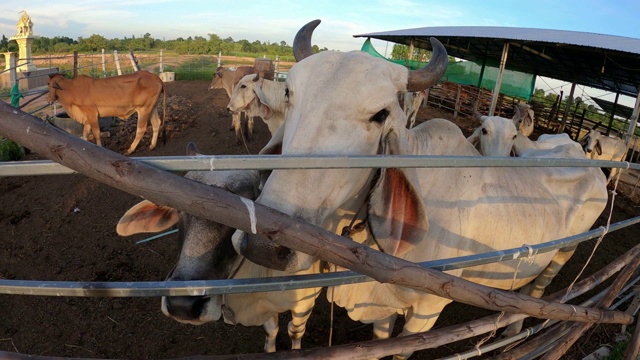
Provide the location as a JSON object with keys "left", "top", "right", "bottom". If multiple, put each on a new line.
{"left": 1, "top": 98, "right": 640, "bottom": 360}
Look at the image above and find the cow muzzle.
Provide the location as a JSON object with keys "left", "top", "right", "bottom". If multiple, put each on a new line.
{"left": 162, "top": 295, "right": 215, "bottom": 325}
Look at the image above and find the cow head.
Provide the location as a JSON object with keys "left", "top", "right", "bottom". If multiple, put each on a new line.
{"left": 584, "top": 129, "right": 603, "bottom": 157}
{"left": 232, "top": 20, "right": 447, "bottom": 272}
{"left": 467, "top": 114, "right": 517, "bottom": 157}
{"left": 512, "top": 103, "right": 535, "bottom": 137}
{"left": 209, "top": 66, "right": 225, "bottom": 91}
{"left": 227, "top": 73, "right": 274, "bottom": 120}
{"left": 117, "top": 143, "right": 260, "bottom": 325}
{"left": 47, "top": 73, "right": 64, "bottom": 103}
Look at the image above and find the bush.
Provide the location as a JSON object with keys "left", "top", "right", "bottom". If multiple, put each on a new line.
{"left": 0, "top": 139, "right": 26, "bottom": 161}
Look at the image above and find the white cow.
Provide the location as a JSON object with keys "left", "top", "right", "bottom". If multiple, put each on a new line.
{"left": 116, "top": 143, "right": 320, "bottom": 353}
{"left": 227, "top": 73, "right": 287, "bottom": 136}
{"left": 468, "top": 104, "right": 582, "bottom": 157}
{"left": 233, "top": 20, "right": 608, "bottom": 359}
{"left": 403, "top": 90, "right": 426, "bottom": 129}
{"left": 584, "top": 128, "right": 628, "bottom": 182}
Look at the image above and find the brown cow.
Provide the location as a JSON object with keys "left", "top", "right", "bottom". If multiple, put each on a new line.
{"left": 210, "top": 66, "right": 258, "bottom": 144}
{"left": 47, "top": 71, "right": 166, "bottom": 155}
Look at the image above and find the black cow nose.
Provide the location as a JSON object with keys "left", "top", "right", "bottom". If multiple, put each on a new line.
{"left": 165, "top": 296, "right": 208, "bottom": 320}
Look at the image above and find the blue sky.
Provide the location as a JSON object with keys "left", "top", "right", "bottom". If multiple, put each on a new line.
{"left": 2, "top": 1, "right": 639, "bottom": 106}
{"left": 2, "top": 1, "right": 638, "bottom": 52}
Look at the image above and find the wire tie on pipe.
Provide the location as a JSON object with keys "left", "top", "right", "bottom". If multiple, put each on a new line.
{"left": 456, "top": 353, "right": 463, "bottom": 360}
{"left": 475, "top": 344, "right": 482, "bottom": 356}
{"left": 524, "top": 245, "right": 534, "bottom": 258}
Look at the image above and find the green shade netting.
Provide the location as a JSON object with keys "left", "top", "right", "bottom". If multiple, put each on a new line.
{"left": 361, "top": 38, "right": 535, "bottom": 100}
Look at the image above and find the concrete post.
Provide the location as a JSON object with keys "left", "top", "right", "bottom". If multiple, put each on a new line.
{"left": 114, "top": 50, "right": 122, "bottom": 75}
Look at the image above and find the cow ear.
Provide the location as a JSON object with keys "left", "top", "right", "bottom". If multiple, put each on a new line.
{"left": 467, "top": 127, "right": 481, "bottom": 148}
{"left": 253, "top": 85, "right": 273, "bottom": 120}
{"left": 368, "top": 168, "right": 428, "bottom": 257}
{"left": 595, "top": 140, "right": 602, "bottom": 156}
{"left": 116, "top": 200, "right": 178, "bottom": 236}
{"left": 259, "top": 123, "right": 283, "bottom": 155}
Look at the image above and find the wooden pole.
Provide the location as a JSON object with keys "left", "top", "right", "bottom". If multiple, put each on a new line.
{"left": 72, "top": 50, "right": 78, "bottom": 78}
{"left": 113, "top": 50, "right": 122, "bottom": 75}
{"left": 0, "top": 103, "right": 634, "bottom": 329}
{"left": 159, "top": 49, "right": 164, "bottom": 73}
{"left": 557, "top": 81, "right": 576, "bottom": 134}
{"left": 607, "top": 91, "right": 620, "bottom": 136}
{"left": 540, "top": 252, "right": 640, "bottom": 359}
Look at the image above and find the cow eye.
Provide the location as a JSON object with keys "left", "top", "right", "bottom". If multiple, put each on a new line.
{"left": 240, "top": 84, "right": 246, "bottom": 89}
{"left": 481, "top": 128, "right": 488, "bottom": 135}
{"left": 370, "top": 109, "right": 389, "bottom": 123}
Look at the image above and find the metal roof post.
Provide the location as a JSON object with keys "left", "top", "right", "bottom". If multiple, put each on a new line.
{"left": 407, "top": 38, "right": 415, "bottom": 68}
{"left": 557, "top": 81, "right": 577, "bottom": 134}
{"left": 489, "top": 41, "right": 509, "bottom": 116}
{"left": 625, "top": 92, "right": 640, "bottom": 145}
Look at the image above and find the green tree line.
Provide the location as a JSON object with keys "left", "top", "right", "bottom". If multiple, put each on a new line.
{"left": 0, "top": 32, "right": 328, "bottom": 57}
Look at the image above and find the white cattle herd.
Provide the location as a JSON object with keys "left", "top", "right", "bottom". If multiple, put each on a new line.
{"left": 114, "top": 20, "right": 629, "bottom": 359}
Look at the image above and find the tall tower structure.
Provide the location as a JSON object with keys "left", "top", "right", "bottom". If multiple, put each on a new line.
{"left": 9, "top": 11, "right": 37, "bottom": 72}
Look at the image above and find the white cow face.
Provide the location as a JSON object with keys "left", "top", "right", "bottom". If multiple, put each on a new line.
{"left": 468, "top": 116, "right": 518, "bottom": 157}
{"left": 227, "top": 74, "right": 261, "bottom": 118}
{"left": 233, "top": 20, "right": 448, "bottom": 273}
{"left": 584, "top": 129, "right": 603, "bottom": 157}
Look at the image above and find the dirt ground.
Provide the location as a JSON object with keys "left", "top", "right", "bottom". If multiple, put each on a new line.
{"left": 1, "top": 80, "right": 640, "bottom": 359}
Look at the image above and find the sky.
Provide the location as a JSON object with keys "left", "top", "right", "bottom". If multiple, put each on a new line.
{"left": 2, "top": 0, "right": 639, "bottom": 107}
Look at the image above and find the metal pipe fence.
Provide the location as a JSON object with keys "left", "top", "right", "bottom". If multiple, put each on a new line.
{"left": 1, "top": 215, "right": 639, "bottom": 297}
{"left": 0, "top": 150, "right": 638, "bottom": 360}
{"left": 1, "top": 154, "right": 638, "bottom": 177}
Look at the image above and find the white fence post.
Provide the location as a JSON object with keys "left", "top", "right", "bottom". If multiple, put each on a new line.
{"left": 128, "top": 51, "right": 139, "bottom": 72}
{"left": 159, "top": 49, "right": 164, "bottom": 73}
{"left": 114, "top": 50, "right": 122, "bottom": 75}
{"left": 217, "top": 51, "right": 221, "bottom": 67}
{"left": 101, "top": 49, "right": 106, "bottom": 76}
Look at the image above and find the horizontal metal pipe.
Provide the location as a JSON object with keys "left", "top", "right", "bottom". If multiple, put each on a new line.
{"left": 1, "top": 154, "right": 638, "bottom": 177}
{"left": 1, "top": 216, "right": 638, "bottom": 297}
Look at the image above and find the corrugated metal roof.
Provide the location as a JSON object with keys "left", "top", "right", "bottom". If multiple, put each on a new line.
{"left": 354, "top": 26, "right": 640, "bottom": 98}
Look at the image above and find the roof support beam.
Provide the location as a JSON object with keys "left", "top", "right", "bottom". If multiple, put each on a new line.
{"left": 489, "top": 41, "right": 509, "bottom": 116}
{"left": 625, "top": 92, "right": 640, "bottom": 145}
{"left": 558, "top": 81, "right": 577, "bottom": 134}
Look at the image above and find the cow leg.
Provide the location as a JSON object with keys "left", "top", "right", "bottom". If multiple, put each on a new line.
{"left": 501, "top": 246, "right": 577, "bottom": 338}
{"left": 127, "top": 110, "right": 151, "bottom": 155}
{"left": 263, "top": 314, "right": 279, "bottom": 353}
{"left": 148, "top": 108, "right": 162, "bottom": 151}
{"left": 247, "top": 115, "right": 254, "bottom": 142}
{"left": 394, "top": 298, "right": 450, "bottom": 360}
{"left": 372, "top": 313, "right": 397, "bottom": 340}
{"left": 233, "top": 113, "right": 242, "bottom": 145}
{"left": 288, "top": 290, "right": 320, "bottom": 350}
{"left": 84, "top": 115, "right": 102, "bottom": 147}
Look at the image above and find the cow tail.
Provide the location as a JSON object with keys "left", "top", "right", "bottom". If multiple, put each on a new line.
{"left": 161, "top": 79, "right": 167, "bottom": 146}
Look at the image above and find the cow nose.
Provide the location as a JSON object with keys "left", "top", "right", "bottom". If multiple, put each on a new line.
{"left": 586, "top": 149, "right": 592, "bottom": 153}
{"left": 164, "top": 296, "right": 208, "bottom": 321}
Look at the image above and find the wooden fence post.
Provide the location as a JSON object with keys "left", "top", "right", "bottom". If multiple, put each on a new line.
{"left": 72, "top": 50, "right": 78, "bottom": 78}
{"left": 9, "top": 54, "right": 17, "bottom": 89}
{"left": 113, "top": 50, "right": 122, "bottom": 75}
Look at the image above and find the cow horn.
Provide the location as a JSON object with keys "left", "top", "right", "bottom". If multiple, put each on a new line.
{"left": 472, "top": 99, "right": 484, "bottom": 122}
{"left": 407, "top": 37, "right": 449, "bottom": 91}
{"left": 253, "top": 73, "right": 260, "bottom": 82}
{"left": 53, "top": 81, "right": 62, "bottom": 90}
{"left": 293, "top": 19, "right": 321, "bottom": 62}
